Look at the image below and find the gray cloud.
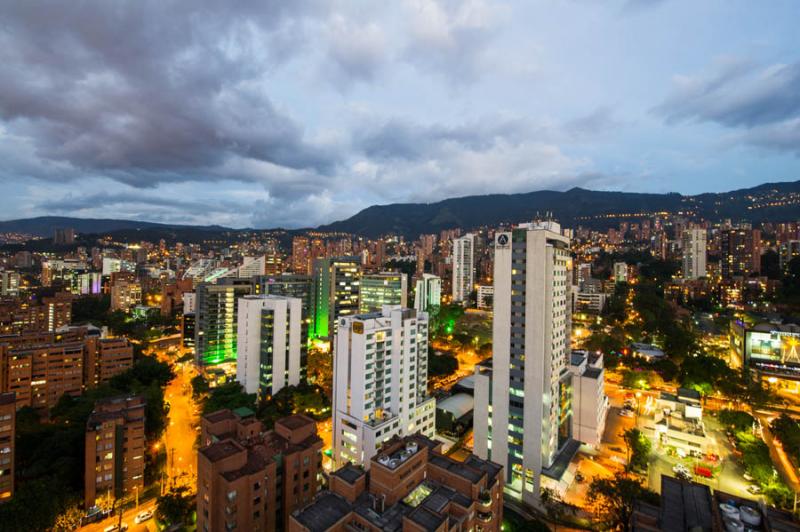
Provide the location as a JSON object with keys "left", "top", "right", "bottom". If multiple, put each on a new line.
{"left": 656, "top": 59, "right": 800, "bottom": 129}
{"left": 0, "top": 0, "right": 337, "bottom": 187}
{"left": 355, "top": 117, "right": 529, "bottom": 161}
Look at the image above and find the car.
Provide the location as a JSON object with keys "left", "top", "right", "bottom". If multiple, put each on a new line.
{"left": 743, "top": 472, "right": 754, "bottom": 481}
{"left": 618, "top": 409, "right": 634, "bottom": 418}
{"left": 575, "top": 472, "right": 585, "bottom": 482}
{"left": 103, "top": 525, "right": 128, "bottom": 532}
{"left": 135, "top": 510, "right": 153, "bottom": 524}
{"left": 747, "top": 484, "right": 762, "bottom": 495}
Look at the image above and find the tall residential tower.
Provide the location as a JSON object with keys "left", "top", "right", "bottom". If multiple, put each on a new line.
{"left": 474, "top": 222, "right": 572, "bottom": 505}
{"left": 452, "top": 233, "right": 475, "bottom": 303}
{"left": 332, "top": 306, "right": 435, "bottom": 469}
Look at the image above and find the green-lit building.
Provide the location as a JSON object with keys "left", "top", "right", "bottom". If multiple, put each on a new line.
{"left": 311, "top": 256, "right": 360, "bottom": 339}
{"left": 358, "top": 272, "right": 407, "bottom": 313}
{"left": 195, "top": 278, "right": 252, "bottom": 366}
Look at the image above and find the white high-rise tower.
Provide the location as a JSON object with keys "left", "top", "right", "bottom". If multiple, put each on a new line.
{"left": 332, "top": 306, "right": 435, "bottom": 469}
{"left": 236, "top": 295, "right": 303, "bottom": 399}
{"left": 474, "top": 221, "right": 572, "bottom": 505}
{"left": 682, "top": 228, "right": 707, "bottom": 279}
{"left": 452, "top": 233, "right": 475, "bottom": 303}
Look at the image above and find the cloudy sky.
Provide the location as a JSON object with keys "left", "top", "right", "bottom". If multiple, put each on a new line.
{"left": 1, "top": 0, "right": 798, "bottom": 228}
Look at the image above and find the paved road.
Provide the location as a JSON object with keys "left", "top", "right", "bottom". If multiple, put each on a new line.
{"left": 80, "top": 500, "right": 156, "bottom": 532}
{"left": 162, "top": 361, "right": 200, "bottom": 490}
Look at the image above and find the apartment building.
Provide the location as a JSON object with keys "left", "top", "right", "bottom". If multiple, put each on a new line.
{"left": 290, "top": 434, "right": 504, "bottom": 532}
{"left": 0, "top": 393, "right": 14, "bottom": 502}
{"left": 197, "top": 409, "right": 323, "bottom": 532}
{"left": 84, "top": 395, "right": 146, "bottom": 508}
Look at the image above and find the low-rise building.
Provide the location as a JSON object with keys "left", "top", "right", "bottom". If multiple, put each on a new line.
{"left": 632, "top": 476, "right": 800, "bottom": 531}
{"left": 569, "top": 351, "right": 608, "bottom": 447}
{"left": 289, "top": 433, "right": 504, "bottom": 532}
{"left": 197, "top": 409, "right": 323, "bottom": 532}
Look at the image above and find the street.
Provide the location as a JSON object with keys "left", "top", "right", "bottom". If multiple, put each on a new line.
{"left": 162, "top": 361, "right": 200, "bottom": 490}
{"left": 80, "top": 501, "right": 157, "bottom": 532}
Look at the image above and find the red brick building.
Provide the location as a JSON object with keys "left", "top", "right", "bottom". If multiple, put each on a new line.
{"left": 84, "top": 395, "right": 146, "bottom": 508}
{"left": 290, "top": 434, "right": 504, "bottom": 532}
{"left": 197, "top": 409, "right": 323, "bottom": 532}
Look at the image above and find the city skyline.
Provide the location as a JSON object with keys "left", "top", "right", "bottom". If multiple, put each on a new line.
{"left": 0, "top": 1, "right": 798, "bottom": 229}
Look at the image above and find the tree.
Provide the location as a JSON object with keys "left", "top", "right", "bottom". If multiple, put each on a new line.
{"left": 53, "top": 504, "right": 84, "bottom": 532}
{"left": 306, "top": 347, "right": 333, "bottom": 398}
{"left": 202, "top": 382, "right": 256, "bottom": 414}
{"left": 191, "top": 374, "right": 210, "bottom": 398}
{"left": 718, "top": 410, "right": 755, "bottom": 433}
{"left": 587, "top": 475, "right": 658, "bottom": 532}
{"left": 428, "top": 351, "right": 459, "bottom": 377}
{"left": 156, "top": 485, "right": 194, "bottom": 527}
{"left": 623, "top": 428, "right": 651, "bottom": 473}
{"left": 540, "top": 487, "right": 570, "bottom": 524}
{"left": 680, "top": 354, "right": 733, "bottom": 398}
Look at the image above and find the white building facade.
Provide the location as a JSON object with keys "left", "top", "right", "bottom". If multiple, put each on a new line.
{"left": 413, "top": 274, "right": 442, "bottom": 313}
{"left": 569, "top": 352, "right": 608, "bottom": 447}
{"left": 333, "top": 306, "right": 435, "bottom": 469}
{"left": 451, "top": 234, "right": 475, "bottom": 303}
{"left": 682, "top": 228, "right": 707, "bottom": 279}
{"left": 474, "top": 222, "right": 571, "bottom": 505}
{"left": 236, "top": 295, "right": 303, "bottom": 399}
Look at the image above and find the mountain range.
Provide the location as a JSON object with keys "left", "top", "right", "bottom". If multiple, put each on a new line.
{"left": 1, "top": 180, "right": 799, "bottom": 241}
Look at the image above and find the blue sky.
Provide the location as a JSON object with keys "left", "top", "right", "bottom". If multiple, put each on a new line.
{"left": 0, "top": 0, "right": 798, "bottom": 228}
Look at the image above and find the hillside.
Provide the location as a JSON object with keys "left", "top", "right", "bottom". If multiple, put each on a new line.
{"left": 318, "top": 180, "right": 800, "bottom": 237}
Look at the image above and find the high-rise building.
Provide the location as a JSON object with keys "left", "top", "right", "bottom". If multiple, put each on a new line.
{"left": 613, "top": 262, "right": 628, "bottom": 283}
{"left": 721, "top": 228, "right": 762, "bottom": 278}
{"left": 333, "top": 306, "right": 435, "bottom": 469}
{"left": 474, "top": 222, "right": 572, "bottom": 505}
{"left": 681, "top": 228, "right": 707, "bottom": 279}
{"left": 84, "top": 395, "right": 146, "bottom": 508}
{"left": 237, "top": 295, "right": 304, "bottom": 399}
{"left": 414, "top": 274, "right": 442, "bottom": 313}
{"left": 53, "top": 227, "right": 75, "bottom": 245}
{"left": 477, "top": 285, "right": 494, "bottom": 310}
{"left": 110, "top": 279, "right": 142, "bottom": 312}
{"left": 229, "top": 256, "right": 267, "bottom": 279}
{"left": 290, "top": 434, "right": 504, "bottom": 532}
{"left": 358, "top": 272, "right": 407, "bottom": 313}
{"left": 198, "top": 410, "right": 323, "bottom": 532}
{"left": 311, "top": 257, "right": 360, "bottom": 340}
{"left": 0, "top": 271, "right": 20, "bottom": 297}
{"left": 452, "top": 234, "right": 475, "bottom": 302}
{"left": 779, "top": 240, "right": 800, "bottom": 273}
{"left": 182, "top": 312, "right": 196, "bottom": 351}
{"left": 195, "top": 278, "right": 252, "bottom": 366}
{"left": 252, "top": 274, "right": 313, "bottom": 328}
{"left": 0, "top": 393, "right": 14, "bottom": 502}
{"left": 292, "top": 236, "right": 311, "bottom": 274}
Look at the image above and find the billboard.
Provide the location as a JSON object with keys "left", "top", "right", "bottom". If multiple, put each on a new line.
{"left": 746, "top": 329, "right": 800, "bottom": 377}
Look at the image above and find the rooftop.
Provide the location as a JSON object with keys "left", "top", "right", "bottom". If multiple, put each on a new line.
{"left": 276, "top": 413, "right": 315, "bottom": 431}
{"left": 332, "top": 463, "right": 365, "bottom": 484}
{"left": 203, "top": 409, "right": 237, "bottom": 424}
{"left": 436, "top": 393, "right": 474, "bottom": 419}
{"left": 200, "top": 439, "right": 244, "bottom": 463}
{"left": 292, "top": 492, "right": 352, "bottom": 532}
{"left": 659, "top": 476, "right": 713, "bottom": 532}
{"left": 232, "top": 406, "right": 255, "bottom": 418}
{"left": 428, "top": 454, "right": 484, "bottom": 483}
